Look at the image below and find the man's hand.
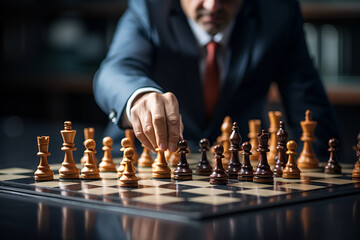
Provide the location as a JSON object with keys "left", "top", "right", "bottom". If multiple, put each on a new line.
{"left": 130, "top": 92, "right": 183, "bottom": 153}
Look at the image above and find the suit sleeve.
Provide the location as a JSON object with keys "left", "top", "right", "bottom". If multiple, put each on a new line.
{"left": 275, "top": 1, "right": 340, "bottom": 160}
{"left": 93, "top": 0, "right": 163, "bottom": 128}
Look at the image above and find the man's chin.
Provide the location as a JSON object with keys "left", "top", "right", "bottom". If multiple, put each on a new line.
{"left": 200, "top": 22, "right": 225, "bottom": 35}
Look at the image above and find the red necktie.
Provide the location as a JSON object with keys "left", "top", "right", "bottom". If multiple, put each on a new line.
{"left": 204, "top": 41, "right": 220, "bottom": 120}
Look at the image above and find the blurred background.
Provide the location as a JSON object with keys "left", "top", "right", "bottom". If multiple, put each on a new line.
{"left": 0, "top": 0, "right": 359, "bottom": 167}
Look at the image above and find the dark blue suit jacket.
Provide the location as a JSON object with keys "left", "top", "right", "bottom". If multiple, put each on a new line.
{"left": 93, "top": 0, "right": 339, "bottom": 159}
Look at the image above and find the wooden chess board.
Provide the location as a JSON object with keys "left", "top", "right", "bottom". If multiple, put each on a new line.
{"left": 1, "top": 154, "right": 359, "bottom": 221}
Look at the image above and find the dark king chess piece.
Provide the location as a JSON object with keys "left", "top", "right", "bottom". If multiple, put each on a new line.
{"left": 59, "top": 121, "right": 79, "bottom": 179}
{"left": 238, "top": 142, "right": 254, "bottom": 181}
{"left": 324, "top": 138, "right": 342, "bottom": 174}
{"left": 174, "top": 140, "right": 193, "bottom": 180}
{"left": 34, "top": 136, "right": 54, "bottom": 181}
{"left": 227, "top": 122, "right": 242, "bottom": 179}
{"left": 273, "top": 121, "right": 288, "bottom": 177}
{"left": 210, "top": 145, "right": 228, "bottom": 185}
{"left": 195, "top": 138, "right": 213, "bottom": 176}
{"left": 253, "top": 130, "right": 273, "bottom": 183}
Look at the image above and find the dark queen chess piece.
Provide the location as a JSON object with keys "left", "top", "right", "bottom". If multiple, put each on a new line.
{"left": 273, "top": 121, "right": 288, "bottom": 177}
{"left": 174, "top": 140, "right": 193, "bottom": 180}
{"left": 253, "top": 130, "right": 273, "bottom": 183}
{"left": 195, "top": 138, "right": 213, "bottom": 176}
{"left": 210, "top": 145, "right": 228, "bottom": 185}
{"left": 226, "top": 122, "right": 242, "bottom": 179}
{"left": 324, "top": 138, "right": 342, "bottom": 174}
{"left": 238, "top": 142, "right": 254, "bottom": 181}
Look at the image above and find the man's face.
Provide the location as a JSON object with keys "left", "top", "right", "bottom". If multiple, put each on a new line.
{"left": 180, "top": 0, "right": 243, "bottom": 35}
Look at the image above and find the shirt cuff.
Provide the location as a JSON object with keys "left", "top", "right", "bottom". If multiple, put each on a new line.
{"left": 125, "top": 87, "right": 164, "bottom": 123}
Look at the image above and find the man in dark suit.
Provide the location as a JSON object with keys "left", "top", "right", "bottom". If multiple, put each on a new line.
{"left": 93, "top": 0, "right": 339, "bottom": 159}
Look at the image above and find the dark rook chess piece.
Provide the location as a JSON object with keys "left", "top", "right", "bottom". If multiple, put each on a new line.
{"left": 227, "top": 122, "right": 242, "bottom": 179}
{"left": 238, "top": 142, "right": 254, "bottom": 181}
{"left": 273, "top": 121, "right": 288, "bottom": 177}
{"left": 195, "top": 138, "right": 212, "bottom": 176}
{"left": 210, "top": 145, "right": 228, "bottom": 185}
{"left": 253, "top": 130, "right": 273, "bottom": 183}
{"left": 174, "top": 140, "right": 193, "bottom": 180}
{"left": 324, "top": 138, "right": 342, "bottom": 174}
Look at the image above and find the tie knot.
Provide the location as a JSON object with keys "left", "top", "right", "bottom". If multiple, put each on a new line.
{"left": 206, "top": 41, "right": 220, "bottom": 55}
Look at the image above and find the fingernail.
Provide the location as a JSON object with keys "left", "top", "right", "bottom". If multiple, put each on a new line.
{"left": 169, "top": 144, "right": 177, "bottom": 152}
{"left": 159, "top": 143, "right": 167, "bottom": 151}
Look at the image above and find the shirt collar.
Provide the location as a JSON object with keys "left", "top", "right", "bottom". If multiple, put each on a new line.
{"left": 187, "top": 18, "right": 234, "bottom": 47}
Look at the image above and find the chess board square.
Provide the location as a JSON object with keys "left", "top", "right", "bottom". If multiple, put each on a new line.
{"left": 130, "top": 187, "right": 176, "bottom": 195}
{"left": 31, "top": 181, "right": 78, "bottom": 188}
{"left": 79, "top": 186, "right": 122, "bottom": 195}
{"left": 182, "top": 187, "right": 233, "bottom": 195}
{"left": 274, "top": 178, "right": 303, "bottom": 183}
{"left": 239, "top": 189, "right": 286, "bottom": 197}
{"left": 228, "top": 182, "right": 271, "bottom": 189}
{"left": 188, "top": 195, "right": 241, "bottom": 205}
{"left": 192, "top": 175, "right": 209, "bottom": 180}
{"left": 312, "top": 178, "right": 360, "bottom": 185}
{"left": 298, "top": 168, "right": 322, "bottom": 173}
{"left": 137, "top": 167, "right": 152, "bottom": 173}
{"left": 342, "top": 169, "right": 354, "bottom": 174}
{"left": 136, "top": 172, "right": 153, "bottom": 179}
{"left": 99, "top": 172, "right": 118, "bottom": 179}
{"left": 0, "top": 175, "right": 32, "bottom": 181}
{"left": 0, "top": 168, "right": 34, "bottom": 174}
{"left": 132, "top": 195, "right": 184, "bottom": 205}
{"left": 280, "top": 183, "right": 325, "bottom": 191}
{"left": 301, "top": 172, "right": 341, "bottom": 178}
{"left": 138, "top": 179, "right": 170, "bottom": 187}
{"left": 176, "top": 180, "right": 210, "bottom": 187}
{"left": 85, "top": 179, "right": 119, "bottom": 187}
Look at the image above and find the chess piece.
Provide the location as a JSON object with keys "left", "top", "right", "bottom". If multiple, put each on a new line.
{"left": 99, "top": 137, "right": 116, "bottom": 172}
{"left": 138, "top": 145, "right": 153, "bottom": 167}
{"left": 238, "top": 142, "right": 254, "bottom": 181}
{"left": 283, "top": 140, "right": 301, "bottom": 179}
{"left": 210, "top": 145, "right": 228, "bottom": 185}
{"left": 80, "top": 128, "right": 98, "bottom": 165}
{"left": 253, "top": 130, "right": 273, "bottom": 183}
{"left": 174, "top": 140, "right": 192, "bottom": 180}
{"left": 273, "top": 121, "right": 288, "bottom": 177}
{"left": 34, "top": 136, "right": 54, "bottom": 181}
{"left": 168, "top": 150, "right": 181, "bottom": 167}
{"left": 248, "top": 119, "right": 261, "bottom": 161}
{"left": 195, "top": 138, "right": 212, "bottom": 175}
{"left": 81, "top": 139, "right": 100, "bottom": 179}
{"left": 152, "top": 149, "right": 171, "bottom": 178}
{"left": 297, "top": 110, "right": 319, "bottom": 168}
{"left": 352, "top": 133, "right": 360, "bottom": 178}
{"left": 59, "top": 121, "right": 79, "bottom": 179}
{"left": 324, "top": 138, "right": 342, "bottom": 174}
{"left": 267, "top": 111, "right": 282, "bottom": 164}
{"left": 227, "top": 122, "right": 242, "bottom": 179}
{"left": 120, "top": 148, "right": 138, "bottom": 187}
{"left": 125, "top": 129, "right": 138, "bottom": 164}
{"left": 221, "top": 116, "right": 232, "bottom": 168}
{"left": 117, "top": 138, "right": 134, "bottom": 178}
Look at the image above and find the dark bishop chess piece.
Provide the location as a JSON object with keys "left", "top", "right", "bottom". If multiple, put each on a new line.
{"left": 273, "top": 121, "right": 288, "bottom": 177}
{"left": 174, "top": 140, "right": 193, "bottom": 180}
{"left": 210, "top": 145, "right": 228, "bottom": 185}
{"left": 238, "top": 142, "right": 254, "bottom": 181}
{"left": 324, "top": 138, "right": 342, "bottom": 174}
{"left": 81, "top": 139, "right": 100, "bottom": 180}
{"left": 34, "top": 136, "right": 54, "bottom": 181}
{"left": 352, "top": 132, "right": 360, "bottom": 178}
{"left": 59, "top": 121, "right": 79, "bottom": 179}
{"left": 283, "top": 140, "right": 301, "bottom": 179}
{"left": 253, "top": 130, "right": 273, "bottom": 183}
{"left": 227, "top": 122, "right": 242, "bottom": 179}
{"left": 195, "top": 138, "right": 212, "bottom": 176}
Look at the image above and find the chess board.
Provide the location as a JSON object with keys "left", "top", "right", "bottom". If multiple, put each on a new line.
{"left": 1, "top": 154, "right": 359, "bottom": 221}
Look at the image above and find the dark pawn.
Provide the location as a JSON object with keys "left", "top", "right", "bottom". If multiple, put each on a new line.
{"left": 253, "top": 130, "right": 273, "bottom": 183}
{"left": 324, "top": 138, "right": 342, "bottom": 174}
{"left": 238, "top": 142, "right": 254, "bottom": 181}
{"left": 195, "top": 138, "right": 213, "bottom": 176}
{"left": 227, "top": 122, "right": 242, "bottom": 179}
{"left": 273, "top": 121, "right": 288, "bottom": 177}
{"left": 174, "top": 140, "right": 193, "bottom": 180}
{"left": 210, "top": 145, "right": 228, "bottom": 185}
